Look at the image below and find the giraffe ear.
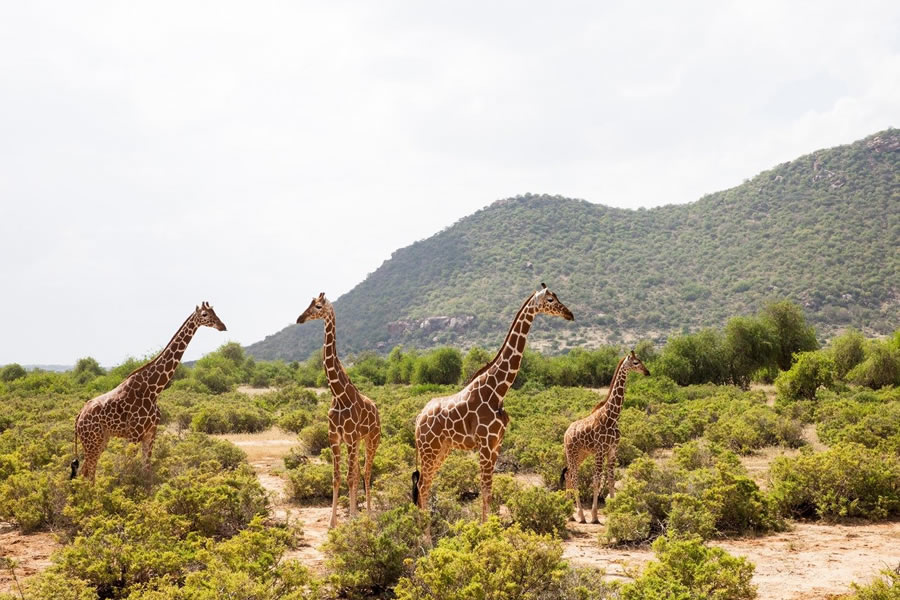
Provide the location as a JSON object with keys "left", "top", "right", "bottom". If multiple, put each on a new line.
{"left": 631, "top": 349, "right": 636, "bottom": 356}
{"left": 541, "top": 282, "right": 547, "bottom": 289}
{"left": 318, "top": 292, "right": 325, "bottom": 299}
{"left": 196, "top": 305, "right": 199, "bottom": 311}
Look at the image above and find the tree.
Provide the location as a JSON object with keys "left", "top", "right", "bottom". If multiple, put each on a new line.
{"left": 73, "top": 357, "right": 105, "bottom": 384}
{"left": 461, "top": 346, "right": 492, "bottom": 383}
{"left": 829, "top": 328, "right": 867, "bottom": 379}
{"left": 774, "top": 350, "right": 835, "bottom": 401}
{"left": 723, "top": 316, "right": 776, "bottom": 388}
{"left": 760, "top": 300, "right": 818, "bottom": 371}
{"left": 0, "top": 363, "right": 27, "bottom": 382}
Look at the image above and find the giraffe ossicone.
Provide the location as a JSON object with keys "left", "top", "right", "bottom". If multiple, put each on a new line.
{"left": 297, "top": 294, "right": 381, "bottom": 529}
{"left": 72, "top": 302, "right": 227, "bottom": 482}
{"left": 412, "top": 285, "right": 574, "bottom": 524}
{"left": 561, "top": 351, "right": 649, "bottom": 523}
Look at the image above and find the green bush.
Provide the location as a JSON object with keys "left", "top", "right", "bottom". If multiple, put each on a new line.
{"left": 621, "top": 535, "right": 757, "bottom": 600}
{"left": 286, "top": 462, "right": 334, "bottom": 504}
{"left": 848, "top": 339, "right": 900, "bottom": 389}
{"left": 848, "top": 568, "right": 900, "bottom": 600}
{"left": 189, "top": 399, "right": 272, "bottom": 434}
{"left": 412, "top": 347, "right": 463, "bottom": 385}
{"left": 830, "top": 328, "right": 868, "bottom": 379}
{"left": 768, "top": 443, "right": 900, "bottom": 520}
{"left": 278, "top": 408, "right": 311, "bottom": 434}
{"left": 323, "top": 505, "right": 425, "bottom": 599}
{"left": 775, "top": 350, "right": 836, "bottom": 401}
{"left": 605, "top": 442, "right": 779, "bottom": 544}
{"left": 394, "top": 519, "right": 569, "bottom": 600}
{"left": 154, "top": 465, "right": 268, "bottom": 538}
{"left": 298, "top": 421, "right": 330, "bottom": 456}
{"left": 506, "top": 486, "right": 573, "bottom": 537}
{"left": 0, "top": 363, "right": 27, "bottom": 382}
{"left": 434, "top": 451, "right": 480, "bottom": 500}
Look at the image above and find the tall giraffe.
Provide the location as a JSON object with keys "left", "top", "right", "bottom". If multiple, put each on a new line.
{"left": 71, "top": 302, "right": 227, "bottom": 481}
{"left": 561, "top": 351, "right": 649, "bottom": 523}
{"left": 413, "top": 284, "right": 574, "bottom": 522}
{"left": 297, "top": 293, "right": 381, "bottom": 528}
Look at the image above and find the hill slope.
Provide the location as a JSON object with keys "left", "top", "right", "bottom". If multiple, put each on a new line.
{"left": 248, "top": 130, "right": 899, "bottom": 361}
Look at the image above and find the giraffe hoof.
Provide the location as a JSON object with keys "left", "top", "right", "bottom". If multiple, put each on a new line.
{"left": 578, "top": 518, "right": 586, "bottom": 524}
{"left": 591, "top": 518, "right": 601, "bottom": 525}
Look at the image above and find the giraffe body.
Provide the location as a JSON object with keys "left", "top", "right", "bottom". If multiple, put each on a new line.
{"left": 562, "top": 351, "right": 649, "bottom": 523}
{"left": 73, "top": 302, "right": 227, "bottom": 481}
{"left": 297, "top": 294, "right": 380, "bottom": 528}
{"left": 413, "top": 285, "right": 574, "bottom": 523}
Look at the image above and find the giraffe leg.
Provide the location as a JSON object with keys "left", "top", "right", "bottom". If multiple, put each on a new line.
{"left": 347, "top": 440, "right": 360, "bottom": 519}
{"left": 141, "top": 427, "right": 157, "bottom": 473}
{"left": 569, "top": 454, "right": 587, "bottom": 523}
{"left": 591, "top": 453, "right": 605, "bottom": 524}
{"left": 80, "top": 435, "right": 108, "bottom": 483}
{"left": 329, "top": 438, "right": 342, "bottom": 529}
{"left": 478, "top": 447, "right": 498, "bottom": 523}
{"left": 605, "top": 445, "right": 619, "bottom": 500}
{"left": 363, "top": 432, "right": 379, "bottom": 514}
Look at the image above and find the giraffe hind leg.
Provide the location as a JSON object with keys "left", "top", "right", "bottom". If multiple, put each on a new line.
{"left": 363, "top": 433, "right": 379, "bottom": 514}
{"left": 329, "top": 438, "right": 342, "bottom": 529}
{"left": 591, "top": 453, "right": 605, "bottom": 524}
{"left": 347, "top": 440, "right": 360, "bottom": 519}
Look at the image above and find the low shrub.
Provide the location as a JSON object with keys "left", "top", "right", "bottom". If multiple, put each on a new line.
{"left": 621, "top": 535, "right": 757, "bottom": 600}
{"left": 605, "top": 442, "right": 779, "bottom": 544}
{"left": 394, "top": 519, "right": 569, "bottom": 600}
{"left": 768, "top": 443, "right": 900, "bottom": 520}
{"left": 848, "top": 568, "right": 900, "bottom": 600}
{"left": 506, "top": 486, "right": 573, "bottom": 537}
{"left": 298, "top": 422, "right": 330, "bottom": 456}
{"left": 775, "top": 350, "right": 836, "bottom": 401}
{"left": 286, "top": 462, "right": 334, "bottom": 504}
{"left": 323, "top": 505, "right": 425, "bottom": 600}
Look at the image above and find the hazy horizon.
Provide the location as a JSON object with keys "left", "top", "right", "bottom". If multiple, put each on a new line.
{"left": 2, "top": 2, "right": 898, "bottom": 365}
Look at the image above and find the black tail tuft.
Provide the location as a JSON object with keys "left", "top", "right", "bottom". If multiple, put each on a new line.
{"left": 411, "top": 470, "right": 420, "bottom": 505}
{"left": 559, "top": 467, "right": 568, "bottom": 490}
{"left": 70, "top": 458, "right": 80, "bottom": 480}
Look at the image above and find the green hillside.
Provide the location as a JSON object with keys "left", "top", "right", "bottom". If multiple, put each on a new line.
{"left": 248, "top": 130, "right": 899, "bottom": 361}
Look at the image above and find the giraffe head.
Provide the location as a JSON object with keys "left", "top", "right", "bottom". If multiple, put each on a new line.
{"left": 194, "top": 301, "right": 227, "bottom": 331}
{"left": 533, "top": 283, "right": 575, "bottom": 321}
{"left": 297, "top": 293, "right": 333, "bottom": 324}
{"left": 623, "top": 350, "right": 650, "bottom": 376}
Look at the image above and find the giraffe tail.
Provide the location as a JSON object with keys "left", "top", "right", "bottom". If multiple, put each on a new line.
{"left": 559, "top": 466, "right": 568, "bottom": 490}
{"left": 70, "top": 425, "right": 80, "bottom": 479}
{"left": 411, "top": 470, "right": 420, "bottom": 505}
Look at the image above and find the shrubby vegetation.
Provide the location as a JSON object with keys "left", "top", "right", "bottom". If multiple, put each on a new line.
{"left": 620, "top": 535, "right": 757, "bottom": 600}
{"left": 605, "top": 441, "right": 780, "bottom": 544}
{"left": 768, "top": 443, "right": 900, "bottom": 520}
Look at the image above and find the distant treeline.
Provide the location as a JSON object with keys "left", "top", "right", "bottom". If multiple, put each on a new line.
{"left": 3, "top": 301, "right": 898, "bottom": 398}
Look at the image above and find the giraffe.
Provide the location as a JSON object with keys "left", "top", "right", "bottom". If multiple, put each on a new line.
{"left": 297, "top": 293, "right": 381, "bottom": 528}
{"left": 560, "top": 350, "right": 649, "bottom": 523}
{"left": 71, "top": 302, "right": 227, "bottom": 482}
{"left": 412, "top": 284, "right": 574, "bottom": 523}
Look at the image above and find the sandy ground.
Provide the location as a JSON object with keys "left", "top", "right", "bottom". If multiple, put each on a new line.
{"left": 0, "top": 524, "right": 59, "bottom": 594}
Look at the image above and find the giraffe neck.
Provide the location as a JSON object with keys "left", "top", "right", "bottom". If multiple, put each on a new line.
{"left": 598, "top": 360, "right": 629, "bottom": 422}
{"left": 321, "top": 313, "right": 353, "bottom": 404}
{"left": 131, "top": 314, "right": 199, "bottom": 392}
{"left": 479, "top": 302, "right": 537, "bottom": 399}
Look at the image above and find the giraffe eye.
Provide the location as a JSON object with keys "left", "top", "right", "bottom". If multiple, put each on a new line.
{"left": 201, "top": 311, "right": 208, "bottom": 317}
{"left": 316, "top": 305, "right": 322, "bottom": 309}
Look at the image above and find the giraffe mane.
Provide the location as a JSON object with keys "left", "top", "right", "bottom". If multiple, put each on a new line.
{"left": 124, "top": 313, "right": 194, "bottom": 380}
{"left": 590, "top": 354, "right": 628, "bottom": 414}
{"left": 463, "top": 290, "right": 537, "bottom": 387}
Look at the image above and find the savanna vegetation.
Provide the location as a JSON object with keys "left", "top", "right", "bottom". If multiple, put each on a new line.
{"left": 2, "top": 298, "right": 899, "bottom": 599}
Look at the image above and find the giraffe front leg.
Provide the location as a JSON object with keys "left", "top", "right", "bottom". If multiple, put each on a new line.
{"left": 591, "top": 453, "right": 605, "bottom": 524}
{"left": 568, "top": 455, "right": 587, "bottom": 523}
{"left": 141, "top": 427, "right": 157, "bottom": 473}
{"left": 478, "top": 447, "right": 498, "bottom": 523}
{"left": 363, "top": 433, "right": 379, "bottom": 514}
{"left": 347, "top": 440, "right": 360, "bottom": 519}
{"left": 605, "top": 445, "right": 618, "bottom": 500}
{"left": 329, "top": 438, "right": 342, "bottom": 529}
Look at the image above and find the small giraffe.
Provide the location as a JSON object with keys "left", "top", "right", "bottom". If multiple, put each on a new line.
{"left": 412, "top": 284, "right": 574, "bottom": 523}
{"left": 561, "top": 350, "right": 649, "bottom": 523}
{"left": 297, "top": 293, "right": 381, "bottom": 528}
{"left": 71, "top": 302, "right": 227, "bottom": 481}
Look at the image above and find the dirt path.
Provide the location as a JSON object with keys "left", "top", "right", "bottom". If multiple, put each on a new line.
{"left": 213, "top": 427, "right": 335, "bottom": 574}
{"left": 563, "top": 516, "right": 900, "bottom": 599}
{"left": 0, "top": 524, "right": 59, "bottom": 594}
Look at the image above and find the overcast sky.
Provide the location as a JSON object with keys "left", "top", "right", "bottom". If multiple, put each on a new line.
{"left": 1, "top": 1, "right": 897, "bottom": 366}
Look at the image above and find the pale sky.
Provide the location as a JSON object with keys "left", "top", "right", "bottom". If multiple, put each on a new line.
{"left": 1, "top": 1, "right": 897, "bottom": 366}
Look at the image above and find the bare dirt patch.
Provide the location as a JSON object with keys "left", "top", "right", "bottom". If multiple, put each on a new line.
{"left": 0, "top": 525, "right": 60, "bottom": 594}
{"left": 214, "top": 427, "right": 335, "bottom": 574}
{"left": 562, "top": 517, "right": 900, "bottom": 599}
